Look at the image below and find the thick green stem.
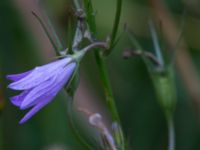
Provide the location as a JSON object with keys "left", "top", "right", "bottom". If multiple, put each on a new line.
{"left": 83, "top": 0, "right": 125, "bottom": 149}
{"left": 82, "top": 0, "right": 121, "bottom": 123}
{"left": 94, "top": 53, "right": 120, "bottom": 122}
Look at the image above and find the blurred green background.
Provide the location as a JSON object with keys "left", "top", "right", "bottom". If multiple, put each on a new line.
{"left": 1, "top": 0, "right": 200, "bottom": 150}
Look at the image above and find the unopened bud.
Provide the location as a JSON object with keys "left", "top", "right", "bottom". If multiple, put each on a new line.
{"left": 89, "top": 113, "right": 102, "bottom": 127}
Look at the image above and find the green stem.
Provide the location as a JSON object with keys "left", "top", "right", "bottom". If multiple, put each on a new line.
{"left": 66, "top": 95, "right": 93, "bottom": 150}
{"left": 71, "top": 0, "right": 125, "bottom": 149}
{"left": 83, "top": 0, "right": 121, "bottom": 123}
{"left": 82, "top": 1, "right": 125, "bottom": 149}
{"left": 105, "top": 0, "right": 123, "bottom": 55}
{"left": 94, "top": 53, "right": 120, "bottom": 122}
{"left": 83, "top": 0, "right": 96, "bottom": 34}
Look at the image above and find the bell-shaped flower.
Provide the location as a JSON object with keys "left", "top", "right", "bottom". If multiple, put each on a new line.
{"left": 7, "top": 56, "right": 76, "bottom": 124}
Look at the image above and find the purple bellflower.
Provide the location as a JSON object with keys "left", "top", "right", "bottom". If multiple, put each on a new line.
{"left": 7, "top": 56, "right": 76, "bottom": 124}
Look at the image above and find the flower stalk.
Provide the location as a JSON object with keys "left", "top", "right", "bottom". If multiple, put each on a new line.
{"left": 126, "top": 26, "right": 177, "bottom": 150}
{"left": 82, "top": 0, "right": 125, "bottom": 149}
{"left": 82, "top": 0, "right": 121, "bottom": 125}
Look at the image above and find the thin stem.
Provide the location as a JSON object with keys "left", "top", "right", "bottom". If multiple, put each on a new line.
{"left": 74, "top": 0, "right": 125, "bottom": 149}
{"left": 105, "top": 0, "right": 123, "bottom": 55}
{"left": 94, "top": 53, "right": 120, "bottom": 122}
{"left": 82, "top": 42, "right": 108, "bottom": 53}
{"left": 67, "top": 17, "right": 74, "bottom": 54}
{"left": 149, "top": 20, "right": 164, "bottom": 67}
{"left": 32, "top": 12, "right": 60, "bottom": 55}
{"left": 83, "top": 0, "right": 96, "bottom": 35}
{"left": 82, "top": 0, "right": 121, "bottom": 123}
{"left": 82, "top": 1, "right": 125, "bottom": 148}
{"left": 45, "top": 13, "right": 64, "bottom": 52}
{"left": 167, "top": 117, "right": 175, "bottom": 150}
{"left": 126, "top": 30, "right": 155, "bottom": 72}
{"left": 66, "top": 94, "right": 93, "bottom": 150}
{"left": 38, "top": 1, "right": 64, "bottom": 52}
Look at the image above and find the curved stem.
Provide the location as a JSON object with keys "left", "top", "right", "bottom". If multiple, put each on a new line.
{"left": 66, "top": 95, "right": 93, "bottom": 150}
{"left": 82, "top": 42, "right": 108, "bottom": 53}
{"left": 167, "top": 117, "right": 175, "bottom": 150}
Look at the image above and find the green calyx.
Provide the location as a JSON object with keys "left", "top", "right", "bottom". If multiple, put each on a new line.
{"left": 151, "top": 67, "right": 177, "bottom": 118}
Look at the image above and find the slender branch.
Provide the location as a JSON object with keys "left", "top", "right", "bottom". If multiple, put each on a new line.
{"left": 123, "top": 49, "right": 162, "bottom": 67}
{"left": 32, "top": 12, "right": 60, "bottom": 55}
{"left": 82, "top": 0, "right": 121, "bottom": 123}
{"left": 149, "top": 20, "right": 164, "bottom": 67}
{"left": 44, "top": 13, "right": 64, "bottom": 52}
{"left": 82, "top": 42, "right": 108, "bottom": 53}
{"left": 38, "top": 1, "right": 64, "bottom": 53}
{"left": 83, "top": 0, "right": 96, "bottom": 35}
{"left": 66, "top": 95, "right": 93, "bottom": 150}
{"left": 105, "top": 0, "right": 123, "bottom": 55}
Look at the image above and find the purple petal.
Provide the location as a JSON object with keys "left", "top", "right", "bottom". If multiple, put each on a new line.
{"left": 20, "top": 75, "right": 57, "bottom": 109}
{"left": 7, "top": 70, "right": 33, "bottom": 81}
{"left": 48, "top": 62, "right": 76, "bottom": 94}
{"left": 8, "top": 57, "right": 72, "bottom": 90}
{"left": 19, "top": 62, "right": 76, "bottom": 124}
{"left": 19, "top": 94, "right": 54, "bottom": 124}
{"left": 10, "top": 90, "right": 30, "bottom": 107}
{"left": 20, "top": 62, "right": 76, "bottom": 110}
